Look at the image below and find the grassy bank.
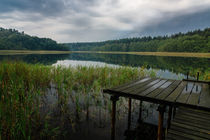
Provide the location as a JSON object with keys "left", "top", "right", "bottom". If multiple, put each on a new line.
{"left": 0, "top": 50, "right": 210, "bottom": 58}
{"left": 0, "top": 50, "right": 72, "bottom": 55}
{"left": 0, "top": 61, "right": 154, "bottom": 139}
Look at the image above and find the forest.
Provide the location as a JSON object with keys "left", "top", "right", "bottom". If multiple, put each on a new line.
{"left": 1, "top": 27, "right": 210, "bottom": 52}
{"left": 64, "top": 28, "right": 210, "bottom": 52}
{"left": 0, "top": 27, "right": 68, "bottom": 50}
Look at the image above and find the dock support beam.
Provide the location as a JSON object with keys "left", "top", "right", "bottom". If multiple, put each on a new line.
{"left": 127, "top": 98, "right": 132, "bottom": 130}
{"left": 173, "top": 107, "right": 176, "bottom": 119}
{"left": 167, "top": 106, "right": 172, "bottom": 129}
{"left": 110, "top": 96, "right": 119, "bottom": 140}
{"left": 138, "top": 100, "right": 143, "bottom": 123}
{"left": 157, "top": 105, "right": 166, "bottom": 140}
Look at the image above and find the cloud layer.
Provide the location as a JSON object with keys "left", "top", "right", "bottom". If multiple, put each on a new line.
{"left": 0, "top": 0, "right": 210, "bottom": 42}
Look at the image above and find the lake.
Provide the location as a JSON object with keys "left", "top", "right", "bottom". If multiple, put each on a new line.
{"left": 0, "top": 53, "right": 209, "bottom": 139}
{"left": 1, "top": 52, "right": 209, "bottom": 79}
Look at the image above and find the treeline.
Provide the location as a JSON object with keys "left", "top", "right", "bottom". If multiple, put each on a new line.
{"left": 64, "top": 28, "right": 210, "bottom": 52}
{"left": 0, "top": 27, "right": 69, "bottom": 50}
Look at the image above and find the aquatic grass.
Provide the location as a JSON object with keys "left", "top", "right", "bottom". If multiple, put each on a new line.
{"left": 0, "top": 61, "right": 154, "bottom": 139}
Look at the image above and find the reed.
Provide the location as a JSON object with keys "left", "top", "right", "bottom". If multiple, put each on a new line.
{"left": 1, "top": 61, "right": 206, "bottom": 139}
{"left": 0, "top": 61, "right": 154, "bottom": 139}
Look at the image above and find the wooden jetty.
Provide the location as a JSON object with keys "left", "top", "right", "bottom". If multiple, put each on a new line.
{"left": 103, "top": 77, "right": 210, "bottom": 140}
{"left": 166, "top": 107, "right": 210, "bottom": 140}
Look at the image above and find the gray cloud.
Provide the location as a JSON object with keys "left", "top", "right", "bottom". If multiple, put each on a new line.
{"left": 0, "top": 0, "right": 66, "bottom": 16}
{"left": 0, "top": 0, "right": 210, "bottom": 42}
{"left": 124, "top": 9, "right": 210, "bottom": 38}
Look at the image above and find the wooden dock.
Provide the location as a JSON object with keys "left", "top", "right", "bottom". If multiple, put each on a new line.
{"left": 103, "top": 77, "right": 210, "bottom": 140}
{"left": 166, "top": 107, "right": 210, "bottom": 140}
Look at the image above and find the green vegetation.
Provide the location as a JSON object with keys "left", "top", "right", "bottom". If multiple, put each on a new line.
{"left": 0, "top": 27, "right": 69, "bottom": 50}
{"left": 64, "top": 28, "right": 210, "bottom": 52}
{"left": 0, "top": 61, "right": 154, "bottom": 139}
{"left": 51, "top": 53, "right": 210, "bottom": 81}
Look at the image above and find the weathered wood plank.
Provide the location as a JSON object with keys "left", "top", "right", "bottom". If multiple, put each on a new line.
{"left": 170, "top": 125, "right": 210, "bottom": 139}
{"left": 198, "top": 83, "right": 210, "bottom": 108}
{"left": 171, "top": 121, "right": 210, "bottom": 134}
{"left": 166, "top": 132, "right": 190, "bottom": 140}
{"left": 174, "top": 117, "right": 210, "bottom": 130}
{"left": 122, "top": 78, "right": 156, "bottom": 93}
{"left": 111, "top": 78, "right": 143, "bottom": 90}
{"left": 173, "top": 119, "right": 210, "bottom": 130}
{"left": 168, "top": 129, "right": 207, "bottom": 140}
{"left": 165, "top": 81, "right": 187, "bottom": 102}
{"left": 146, "top": 80, "right": 172, "bottom": 98}
{"left": 186, "top": 82, "right": 201, "bottom": 105}
{"left": 175, "top": 114, "right": 210, "bottom": 124}
{"left": 156, "top": 80, "right": 181, "bottom": 100}
{"left": 179, "top": 107, "right": 210, "bottom": 116}
{"left": 138, "top": 80, "right": 167, "bottom": 96}
{"left": 114, "top": 77, "right": 149, "bottom": 91}
{"left": 177, "top": 110, "right": 210, "bottom": 121}
{"left": 131, "top": 79, "right": 161, "bottom": 95}
{"left": 176, "top": 82, "right": 194, "bottom": 103}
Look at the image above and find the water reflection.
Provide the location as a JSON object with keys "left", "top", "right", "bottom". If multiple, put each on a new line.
{"left": 41, "top": 84, "right": 169, "bottom": 140}
{"left": 0, "top": 53, "right": 209, "bottom": 79}
{"left": 1, "top": 53, "right": 205, "bottom": 139}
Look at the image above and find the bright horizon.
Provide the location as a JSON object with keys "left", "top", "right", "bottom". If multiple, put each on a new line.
{"left": 0, "top": 0, "right": 210, "bottom": 43}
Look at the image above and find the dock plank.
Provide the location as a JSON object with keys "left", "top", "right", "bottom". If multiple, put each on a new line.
{"left": 111, "top": 78, "right": 143, "bottom": 90}
{"left": 156, "top": 80, "right": 181, "bottom": 100}
{"left": 122, "top": 78, "right": 156, "bottom": 93}
{"left": 176, "top": 82, "right": 194, "bottom": 103}
{"left": 198, "top": 83, "right": 210, "bottom": 108}
{"left": 131, "top": 79, "right": 161, "bottom": 94}
{"left": 168, "top": 129, "right": 208, "bottom": 140}
{"left": 103, "top": 78, "right": 210, "bottom": 111}
{"left": 179, "top": 107, "right": 210, "bottom": 116}
{"left": 186, "top": 82, "right": 201, "bottom": 105}
{"left": 114, "top": 77, "right": 149, "bottom": 91}
{"left": 166, "top": 132, "right": 191, "bottom": 140}
{"left": 171, "top": 121, "right": 210, "bottom": 134}
{"left": 166, "top": 107, "right": 210, "bottom": 140}
{"left": 146, "top": 80, "right": 172, "bottom": 98}
{"left": 177, "top": 110, "right": 210, "bottom": 121}
{"left": 137, "top": 80, "right": 167, "bottom": 96}
{"left": 166, "top": 81, "right": 187, "bottom": 102}
{"left": 170, "top": 125, "right": 210, "bottom": 139}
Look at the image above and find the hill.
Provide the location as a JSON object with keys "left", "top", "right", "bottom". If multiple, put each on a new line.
{"left": 0, "top": 27, "right": 68, "bottom": 50}
{"left": 64, "top": 28, "right": 210, "bottom": 52}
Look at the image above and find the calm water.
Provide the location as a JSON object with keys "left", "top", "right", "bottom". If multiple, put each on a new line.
{"left": 1, "top": 53, "right": 209, "bottom": 139}
{"left": 1, "top": 53, "right": 209, "bottom": 79}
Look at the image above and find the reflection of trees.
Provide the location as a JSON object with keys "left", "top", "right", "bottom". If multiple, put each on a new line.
{"left": 68, "top": 53, "right": 210, "bottom": 75}
{"left": 0, "top": 53, "right": 209, "bottom": 76}
{"left": 0, "top": 54, "right": 70, "bottom": 65}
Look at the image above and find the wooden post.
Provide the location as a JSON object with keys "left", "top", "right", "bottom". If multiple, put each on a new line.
{"left": 167, "top": 106, "right": 172, "bottom": 129}
{"left": 138, "top": 100, "right": 143, "bottom": 123}
{"left": 187, "top": 72, "right": 189, "bottom": 80}
{"left": 128, "top": 98, "right": 132, "bottom": 130}
{"left": 157, "top": 105, "right": 166, "bottom": 140}
{"left": 197, "top": 72, "right": 199, "bottom": 81}
{"left": 196, "top": 72, "right": 199, "bottom": 91}
{"left": 173, "top": 107, "right": 176, "bottom": 119}
{"left": 110, "top": 96, "right": 119, "bottom": 140}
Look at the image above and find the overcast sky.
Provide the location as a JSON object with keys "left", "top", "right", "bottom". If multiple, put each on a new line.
{"left": 0, "top": 0, "right": 210, "bottom": 43}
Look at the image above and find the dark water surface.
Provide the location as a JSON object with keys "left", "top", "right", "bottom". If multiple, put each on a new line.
{"left": 1, "top": 53, "right": 209, "bottom": 139}
{"left": 1, "top": 53, "right": 209, "bottom": 79}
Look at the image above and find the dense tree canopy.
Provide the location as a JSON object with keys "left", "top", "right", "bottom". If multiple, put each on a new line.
{"left": 64, "top": 28, "right": 210, "bottom": 52}
{"left": 0, "top": 27, "right": 68, "bottom": 50}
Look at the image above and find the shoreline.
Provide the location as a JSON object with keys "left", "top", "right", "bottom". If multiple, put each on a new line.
{"left": 0, "top": 50, "right": 210, "bottom": 58}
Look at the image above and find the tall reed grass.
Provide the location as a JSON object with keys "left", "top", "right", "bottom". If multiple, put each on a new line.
{"left": 0, "top": 61, "right": 155, "bottom": 139}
